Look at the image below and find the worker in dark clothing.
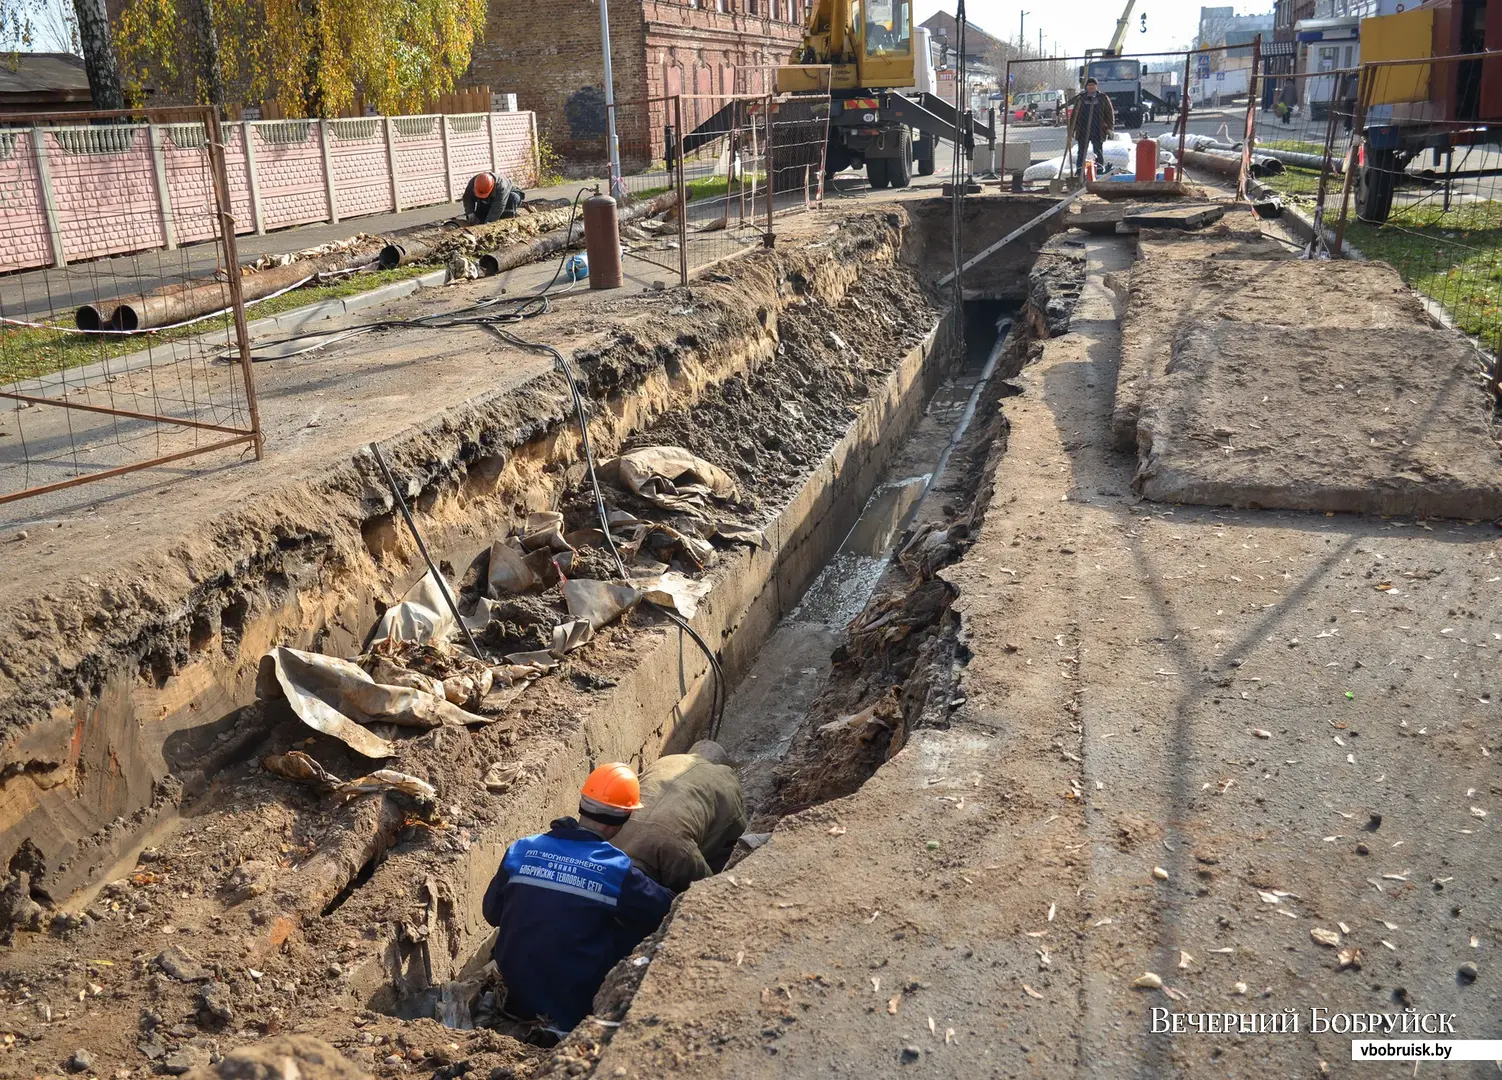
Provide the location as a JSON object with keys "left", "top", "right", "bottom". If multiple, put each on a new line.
{"left": 463, "top": 170, "right": 524, "bottom": 224}
{"left": 614, "top": 740, "right": 747, "bottom": 894}
{"left": 1072, "top": 77, "right": 1115, "bottom": 176}
{"left": 483, "top": 763, "right": 674, "bottom": 1038}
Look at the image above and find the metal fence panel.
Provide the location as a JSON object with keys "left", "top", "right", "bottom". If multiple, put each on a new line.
{"left": 1331, "top": 53, "right": 1502, "bottom": 371}
{"left": 0, "top": 107, "right": 261, "bottom": 506}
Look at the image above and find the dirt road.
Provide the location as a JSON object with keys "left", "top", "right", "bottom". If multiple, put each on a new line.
{"left": 594, "top": 236, "right": 1502, "bottom": 1077}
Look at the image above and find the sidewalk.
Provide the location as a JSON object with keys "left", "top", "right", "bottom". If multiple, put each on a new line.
{"left": 0, "top": 175, "right": 606, "bottom": 321}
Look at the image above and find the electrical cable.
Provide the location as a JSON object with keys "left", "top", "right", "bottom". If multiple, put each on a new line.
{"left": 368, "top": 441, "right": 486, "bottom": 658}
{"left": 481, "top": 320, "right": 727, "bottom": 739}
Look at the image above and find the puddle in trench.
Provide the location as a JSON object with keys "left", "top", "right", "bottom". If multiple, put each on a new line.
{"left": 719, "top": 302, "right": 1017, "bottom": 806}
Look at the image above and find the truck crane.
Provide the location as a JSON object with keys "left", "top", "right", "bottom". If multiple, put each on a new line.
{"left": 773, "top": 0, "right": 995, "bottom": 189}
{"left": 1077, "top": 0, "right": 1167, "bottom": 128}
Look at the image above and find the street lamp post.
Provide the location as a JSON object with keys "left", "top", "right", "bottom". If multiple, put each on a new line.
{"left": 599, "top": 0, "right": 624, "bottom": 197}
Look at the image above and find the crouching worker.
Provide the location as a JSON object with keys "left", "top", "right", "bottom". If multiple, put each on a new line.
{"left": 613, "top": 740, "right": 747, "bottom": 894}
{"left": 463, "top": 170, "right": 524, "bottom": 224}
{"left": 483, "top": 763, "right": 673, "bottom": 1039}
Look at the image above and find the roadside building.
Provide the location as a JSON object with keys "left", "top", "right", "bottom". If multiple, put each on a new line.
{"left": 0, "top": 53, "right": 93, "bottom": 117}
{"left": 467, "top": 0, "right": 806, "bottom": 170}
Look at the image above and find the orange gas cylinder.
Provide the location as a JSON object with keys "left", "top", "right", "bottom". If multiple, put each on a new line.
{"left": 1135, "top": 137, "right": 1158, "bottom": 182}
{"left": 1163, "top": 163, "right": 1177, "bottom": 182}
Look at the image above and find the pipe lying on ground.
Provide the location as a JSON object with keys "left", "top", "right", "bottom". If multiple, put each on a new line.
{"left": 382, "top": 190, "right": 679, "bottom": 274}
{"left": 1180, "top": 148, "right": 1284, "bottom": 179}
{"left": 105, "top": 244, "right": 383, "bottom": 331}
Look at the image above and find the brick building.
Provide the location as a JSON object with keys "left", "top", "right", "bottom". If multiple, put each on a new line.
{"left": 468, "top": 0, "right": 806, "bottom": 171}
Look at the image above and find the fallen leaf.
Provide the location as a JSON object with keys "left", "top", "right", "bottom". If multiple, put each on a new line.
{"left": 871, "top": 977, "right": 881, "bottom": 993}
{"left": 1249, "top": 728, "right": 1272, "bottom": 739}
{"left": 1311, "top": 927, "right": 1341, "bottom": 947}
{"left": 1047, "top": 903, "right": 1056, "bottom": 922}
{"left": 1022, "top": 984, "right": 1044, "bottom": 1000}
{"left": 928, "top": 1016, "right": 936, "bottom": 1035}
{"left": 888, "top": 993, "right": 901, "bottom": 1015}
{"left": 1178, "top": 950, "right": 1194, "bottom": 969}
{"left": 1132, "top": 972, "right": 1163, "bottom": 989}
{"left": 1257, "top": 891, "right": 1282, "bottom": 904}
{"left": 829, "top": 825, "right": 848, "bottom": 835}
{"left": 1152, "top": 866, "right": 1169, "bottom": 881}
{"left": 1164, "top": 986, "right": 1189, "bottom": 1002}
{"left": 1337, "top": 947, "right": 1362, "bottom": 970}
{"left": 1470, "top": 807, "right": 1487, "bottom": 818}
{"left": 1231, "top": 981, "right": 1248, "bottom": 995}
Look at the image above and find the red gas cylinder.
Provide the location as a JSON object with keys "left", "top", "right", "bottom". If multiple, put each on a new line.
{"left": 1163, "top": 164, "right": 1177, "bottom": 182}
{"left": 1135, "top": 136, "right": 1158, "bottom": 182}
{"left": 582, "top": 192, "right": 623, "bottom": 290}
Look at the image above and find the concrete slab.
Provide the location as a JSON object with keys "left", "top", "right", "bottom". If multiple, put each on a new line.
{"left": 1135, "top": 323, "right": 1502, "bottom": 518}
{"left": 1111, "top": 255, "right": 1434, "bottom": 453}
{"left": 1121, "top": 202, "right": 1226, "bottom": 230}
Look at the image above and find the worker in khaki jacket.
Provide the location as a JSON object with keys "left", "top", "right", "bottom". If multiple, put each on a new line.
{"left": 1071, "top": 77, "right": 1116, "bottom": 177}
{"left": 613, "top": 741, "right": 747, "bottom": 894}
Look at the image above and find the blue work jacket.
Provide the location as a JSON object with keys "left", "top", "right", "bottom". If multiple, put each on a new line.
{"left": 483, "top": 817, "right": 675, "bottom": 1030}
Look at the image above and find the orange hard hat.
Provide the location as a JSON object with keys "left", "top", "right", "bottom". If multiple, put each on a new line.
{"left": 580, "top": 762, "right": 643, "bottom": 814}
{"left": 473, "top": 172, "right": 496, "bottom": 199}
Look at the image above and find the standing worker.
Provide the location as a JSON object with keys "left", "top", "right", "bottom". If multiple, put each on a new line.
{"left": 613, "top": 741, "right": 747, "bottom": 894}
{"left": 1072, "top": 77, "right": 1115, "bottom": 177}
{"left": 482, "top": 764, "right": 674, "bottom": 1040}
{"left": 463, "top": 170, "right": 525, "bottom": 224}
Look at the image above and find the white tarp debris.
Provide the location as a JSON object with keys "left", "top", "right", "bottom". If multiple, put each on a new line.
{"left": 373, "top": 571, "right": 459, "bottom": 645}
{"left": 605, "top": 446, "right": 737, "bottom": 517}
{"left": 257, "top": 646, "right": 494, "bottom": 759}
{"left": 564, "top": 579, "right": 643, "bottom": 629}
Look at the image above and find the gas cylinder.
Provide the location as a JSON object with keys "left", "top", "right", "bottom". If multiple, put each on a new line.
{"left": 1135, "top": 137, "right": 1158, "bottom": 182}
{"left": 582, "top": 191, "right": 623, "bottom": 290}
{"left": 1163, "top": 163, "right": 1177, "bottom": 182}
{"left": 1083, "top": 158, "right": 1097, "bottom": 183}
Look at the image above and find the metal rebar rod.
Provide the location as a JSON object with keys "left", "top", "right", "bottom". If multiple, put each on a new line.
{"left": 368, "top": 441, "right": 484, "bottom": 657}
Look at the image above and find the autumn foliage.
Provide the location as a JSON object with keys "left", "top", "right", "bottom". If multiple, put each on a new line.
{"left": 113, "top": 0, "right": 489, "bottom": 116}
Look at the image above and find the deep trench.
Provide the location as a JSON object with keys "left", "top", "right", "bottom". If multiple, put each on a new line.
{"left": 0, "top": 204, "right": 1067, "bottom": 1078}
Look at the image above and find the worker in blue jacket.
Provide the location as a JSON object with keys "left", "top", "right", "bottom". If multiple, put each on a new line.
{"left": 483, "top": 763, "right": 675, "bottom": 1037}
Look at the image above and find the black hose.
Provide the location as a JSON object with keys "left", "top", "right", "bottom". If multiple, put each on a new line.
{"left": 368, "top": 441, "right": 485, "bottom": 658}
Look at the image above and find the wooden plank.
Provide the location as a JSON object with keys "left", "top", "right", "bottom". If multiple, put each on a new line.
{"left": 1084, "top": 180, "right": 1186, "bottom": 200}
{"left": 1121, "top": 203, "right": 1228, "bottom": 230}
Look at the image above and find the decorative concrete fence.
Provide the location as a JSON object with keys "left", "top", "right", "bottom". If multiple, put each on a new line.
{"left": 0, "top": 111, "right": 540, "bottom": 273}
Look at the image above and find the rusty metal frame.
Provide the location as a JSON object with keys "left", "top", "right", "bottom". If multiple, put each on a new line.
{"left": 0, "top": 104, "right": 263, "bottom": 505}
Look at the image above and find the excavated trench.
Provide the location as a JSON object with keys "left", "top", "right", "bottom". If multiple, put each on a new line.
{"left": 0, "top": 197, "right": 1075, "bottom": 1079}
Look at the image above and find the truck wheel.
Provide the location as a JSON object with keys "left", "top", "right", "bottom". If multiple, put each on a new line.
{"left": 891, "top": 133, "right": 913, "bottom": 188}
{"left": 866, "top": 156, "right": 890, "bottom": 189}
{"left": 917, "top": 133, "right": 936, "bottom": 176}
{"left": 1355, "top": 146, "right": 1398, "bottom": 224}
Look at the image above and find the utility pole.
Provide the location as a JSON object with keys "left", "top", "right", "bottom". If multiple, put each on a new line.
{"left": 599, "top": 0, "right": 623, "bottom": 198}
{"left": 1019, "top": 10, "right": 1028, "bottom": 50}
{"left": 1038, "top": 28, "right": 1043, "bottom": 57}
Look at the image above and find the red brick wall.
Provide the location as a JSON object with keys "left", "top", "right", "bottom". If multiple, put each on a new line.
{"left": 468, "top": 0, "right": 804, "bottom": 171}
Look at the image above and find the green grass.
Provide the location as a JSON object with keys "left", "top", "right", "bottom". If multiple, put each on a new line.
{"left": 1344, "top": 199, "right": 1502, "bottom": 346}
{"left": 0, "top": 264, "right": 431, "bottom": 383}
{"left": 1259, "top": 138, "right": 1327, "bottom": 156}
{"left": 633, "top": 175, "right": 762, "bottom": 203}
{"left": 1259, "top": 164, "right": 1329, "bottom": 204}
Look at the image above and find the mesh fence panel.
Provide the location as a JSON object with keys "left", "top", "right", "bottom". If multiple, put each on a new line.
{"left": 1331, "top": 54, "right": 1502, "bottom": 369}
{"left": 0, "top": 108, "right": 260, "bottom": 507}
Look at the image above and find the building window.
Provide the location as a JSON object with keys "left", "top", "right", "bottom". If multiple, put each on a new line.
{"left": 748, "top": 0, "right": 757, "bottom": 12}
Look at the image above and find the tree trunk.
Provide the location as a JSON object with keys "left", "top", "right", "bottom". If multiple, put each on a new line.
{"left": 191, "top": 0, "right": 226, "bottom": 111}
{"left": 71, "top": 0, "right": 124, "bottom": 111}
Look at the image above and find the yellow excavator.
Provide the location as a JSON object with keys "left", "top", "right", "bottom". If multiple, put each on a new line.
{"left": 774, "top": 0, "right": 994, "bottom": 188}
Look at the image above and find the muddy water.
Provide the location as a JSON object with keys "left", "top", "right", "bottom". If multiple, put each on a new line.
{"left": 719, "top": 307, "right": 1015, "bottom": 809}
